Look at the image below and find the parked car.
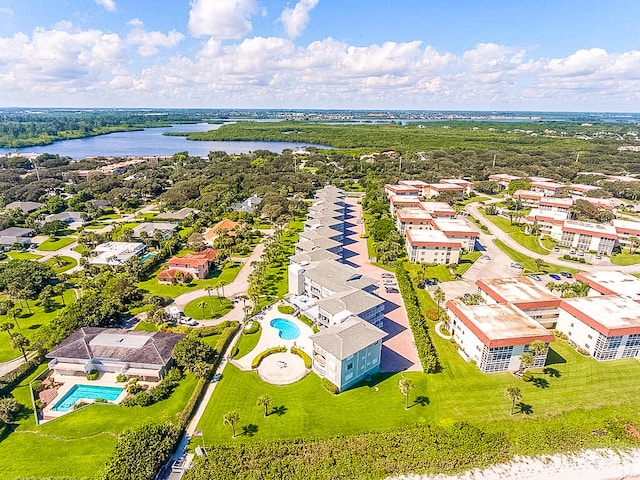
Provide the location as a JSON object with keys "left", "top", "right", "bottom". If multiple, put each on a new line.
{"left": 385, "top": 287, "right": 399, "bottom": 294}
{"left": 179, "top": 316, "right": 198, "bottom": 326}
{"left": 549, "top": 274, "right": 562, "bottom": 281}
{"left": 382, "top": 279, "right": 396, "bottom": 285}
{"left": 528, "top": 274, "right": 542, "bottom": 281}
{"left": 560, "top": 271, "right": 573, "bottom": 278}
{"left": 381, "top": 273, "right": 395, "bottom": 278}
{"left": 510, "top": 262, "right": 524, "bottom": 269}
{"left": 569, "top": 248, "right": 576, "bottom": 255}
{"left": 577, "top": 250, "right": 584, "bottom": 256}
{"left": 595, "top": 254, "right": 602, "bottom": 259}
{"left": 212, "top": 373, "right": 222, "bottom": 382}
{"left": 425, "top": 278, "right": 438, "bottom": 286}
{"left": 553, "top": 246, "right": 560, "bottom": 252}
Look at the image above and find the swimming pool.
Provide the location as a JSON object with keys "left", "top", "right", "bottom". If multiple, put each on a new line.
{"left": 141, "top": 252, "right": 156, "bottom": 262}
{"left": 51, "top": 384, "right": 124, "bottom": 412}
{"left": 270, "top": 318, "right": 301, "bottom": 340}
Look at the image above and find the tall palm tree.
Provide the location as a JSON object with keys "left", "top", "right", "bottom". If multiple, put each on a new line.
{"left": 52, "top": 254, "right": 65, "bottom": 268}
{"left": 198, "top": 301, "right": 207, "bottom": 318}
{"left": 223, "top": 411, "right": 240, "bottom": 438}
{"left": 204, "top": 286, "right": 215, "bottom": 315}
{"left": 257, "top": 394, "right": 272, "bottom": 417}
{"left": 433, "top": 287, "right": 445, "bottom": 320}
{"left": 519, "top": 352, "right": 534, "bottom": 371}
{"left": 398, "top": 377, "right": 414, "bottom": 410}
{"left": 529, "top": 340, "right": 547, "bottom": 357}
{"left": 0, "top": 322, "right": 14, "bottom": 339}
{"left": 8, "top": 307, "right": 22, "bottom": 330}
{"left": 505, "top": 387, "right": 522, "bottom": 415}
{"left": 10, "top": 332, "right": 29, "bottom": 361}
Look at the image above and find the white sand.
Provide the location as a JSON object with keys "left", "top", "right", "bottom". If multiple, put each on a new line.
{"left": 392, "top": 448, "right": 640, "bottom": 480}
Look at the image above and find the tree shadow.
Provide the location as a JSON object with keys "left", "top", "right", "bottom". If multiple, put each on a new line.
{"left": 241, "top": 424, "right": 259, "bottom": 437}
{"left": 545, "top": 347, "right": 566, "bottom": 365}
{"left": 532, "top": 377, "right": 549, "bottom": 389}
{"left": 543, "top": 367, "right": 561, "bottom": 378}
{"left": 411, "top": 396, "right": 430, "bottom": 407}
{"left": 271, "top": 405, "right": 287, "bottom": 417}
{"left": 517, "top": 402, "right": 533, "bottom": 415}
{"left": 27, "top": 324, "right": 41, "bottom": 330}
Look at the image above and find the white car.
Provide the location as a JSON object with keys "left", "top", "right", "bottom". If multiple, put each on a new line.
{"left": 179, "top": 317, "right": 198, "bottom": 326}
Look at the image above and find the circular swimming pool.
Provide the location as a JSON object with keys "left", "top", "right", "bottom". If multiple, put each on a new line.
{"left": 270, "top": 318, "right": 301, "bottom": 340}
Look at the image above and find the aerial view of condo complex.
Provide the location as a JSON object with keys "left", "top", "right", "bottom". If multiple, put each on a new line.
{"left": 2, "top": 1, "right": 640, "bottom": 479}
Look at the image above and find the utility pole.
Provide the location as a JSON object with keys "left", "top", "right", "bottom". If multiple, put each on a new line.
{"left": 492, "top": 153, "right": 496, "bottom": 169}
{"left": 31, "top": 158, "right": 40, "bottom": 181}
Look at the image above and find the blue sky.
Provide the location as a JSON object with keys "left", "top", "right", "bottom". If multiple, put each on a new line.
{"left": 1, "top": 0, "right": 639, "bottom": 111}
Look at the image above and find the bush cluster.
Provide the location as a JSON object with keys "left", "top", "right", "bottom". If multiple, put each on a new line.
{"left": 291, "top": 347, "right": 312, "bottom": 369}
{"left": 251, "top": 346, "right": 287, "bottom": 369}
{"left": 277, "top": 304, "right": 295, "bottom": 315}
{"left": 187, "top": 321, "right": 234, "bottom": 339}
{"left": 122, "top": 368, "right": 183, "bottom": 407}
{"left": 86, "top": 369, "right": 99, "bottom": 381}
{"left": 0, "top": 356, "right": 42, "bottom": 396}
{"left": 243, "top": 321, "right": 260, "bottom": 335}
{"left": 321, "top": 378, "right": 339, "bottom": 394}
{"left": 395, "top": 263, "right": 440, "bottom": 373}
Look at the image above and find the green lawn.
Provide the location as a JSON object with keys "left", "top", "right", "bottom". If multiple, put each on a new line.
{"left": 493, "top": 239, "right": 578, "bottom": 275}
{"left": 134, "top": 320, "right": 160, "bottom": 331}
{"left": 84, "top": 223, "right": 107, "bottom": 230}
{"left": 0, "top": 372, "right": 198, "bottom": 480}
{"left": 36, "top": 236, "right": 76, "bottom": 251}
{"left": 5, "top": 251, "right": 42, "bottom": 260}
{"left": 610, "top": 248, "right": 640, "bottom": 266}
{"left": 183, "top": 296, "right": 233, "bottom": 320}
{"left": 137, "top": 261, "right": 242, "bottom": 298}
{"left": 403, "top": 252, "right": 481, "bottom": 283}
{"left": 483, "top": 213, "right": 550, "bottom": 254}
{"left": 73, "top": 245, "right": 90, "bottom": 255}
{"left": 44, "top": 255, "right": 78, "bottom": 273}
{"left": 97, "top": 213, "right": 122, "bottom": 220}
{"left": 0, "top": 288, "right": 76, "bottom": 362}
{"left": 233, "top": 325, "right": 262, "bottom": 359}
{"left": 193, "top": 327, "right": 640, "bottom": 448}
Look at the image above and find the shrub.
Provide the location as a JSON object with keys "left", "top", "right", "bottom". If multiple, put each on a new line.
{"left": 86, "top": 369, "right": 99, "bottom": 381}
{"left": 31, "top": 380, "right": 44, "bottom": 393}
{"left": 321, "top": 378, "right": 339, "bottom": 394}
{"left": 251, "top": 346, "right": 287, "bottom": 369}
{"left": 299, "top": 314, "right": 313, "bottom": 327}
{"left": 395, "top": 262, "right": 440, "bottom": 373}
{"left": 278, "top": 305, "right": 295, "bottom": 315}
{"left": 291, "top": 347, "right": 312, "bottom": 369}
{"left": 576, "top": 347, "right": 590, "bottom": 356}
{"left": 35, "top": 399, "right": 44, "bottom": 410}
{"left": 244, "top": 321, "right": 260, "bottom": 334}
{"left": 116, "top": 374, "right": 127, "bottom": 383}
{"left": 95, "top": 398, "right": 108, "bottom": 403}
{"left": 0, "top": 356, "right": 43, "bottom": 396}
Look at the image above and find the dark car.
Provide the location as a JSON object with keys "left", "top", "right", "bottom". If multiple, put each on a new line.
{"left": 560, "top": 271, "right": 573, "bottom": 278}
{"left": 549, "top": 274, "right": 562, "bottom": 281}
{"left": 381, "top": 273, "right": 395, "bottom": 278}
{"left": 385, "top": 287, "right": 399, "bottom": 294}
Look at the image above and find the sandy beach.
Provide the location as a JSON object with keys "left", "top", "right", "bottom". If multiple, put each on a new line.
{"left": 393, "top": 448, "right": 640, "bottom": 480}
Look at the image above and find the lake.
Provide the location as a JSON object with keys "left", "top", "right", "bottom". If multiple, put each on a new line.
{"left": 0, "top": 123, "right": 329, "bottom": 159}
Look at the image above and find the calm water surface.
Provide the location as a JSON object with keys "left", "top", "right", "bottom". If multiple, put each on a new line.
{"left": 0, "top": 123, "right": 329, "bottom": 159}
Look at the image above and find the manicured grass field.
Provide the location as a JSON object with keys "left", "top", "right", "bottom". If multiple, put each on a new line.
{"left": 0, "top": 370, "right": 198, "bottom": 479}
{"left": 5, "top": 251, "right": 42, "bottom": 260}
{"left": 36, "top": 236, "right": 76, "bottom": 251}
{"left": 137, "top": 261, "right": 242, "bottom": 297}
{"left": 233, "top": 324, "right": 262, "bottom": 359}
{"left": 493, "top": 239, "right": 578, "bottom": 274}
{"left": 194, "top": 330, "right": 640, "bottom": 447}
{"left": 404, "top": 251, "right": 481, "bottom": 283}
{"left": 483, "top": 213, "right": 550, "bottom": 254}
{"left": 183, "top": 296, "right": 233, "bottom": 320}
{"left": 610, "top": 248, "right": 640, "bottom": 266}
{"left": 44, "top": 255, "right": 78, "bottom": 273}
{"left": 97, "top": 213, "right": 122, "bottom": 220}
{"left": 0, "top": 289, "right": 75, "bottom": 362}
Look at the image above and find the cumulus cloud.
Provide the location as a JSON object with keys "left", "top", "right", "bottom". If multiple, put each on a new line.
{"left": 95, "top": 0, "right": 116, "bottom": 12}
{"left": 188, "top": 0, "right": 258, "bottom": 39}
{"left": 279, "top": 0, "right": 320, "bottom": 38}
{"left": 126, "top": 19, "right": 184, "bottom": 57}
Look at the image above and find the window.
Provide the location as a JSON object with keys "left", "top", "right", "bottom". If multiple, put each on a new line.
{"left": 587, "top": 334, "right": 593, "bottom": 340}
{"left": 346, "top": 363, "right": 353, "bottom": 370}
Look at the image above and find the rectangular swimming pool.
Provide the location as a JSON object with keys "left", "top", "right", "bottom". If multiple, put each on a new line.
{"left": 51, "top": 384, "right": 124, "bottom": 412}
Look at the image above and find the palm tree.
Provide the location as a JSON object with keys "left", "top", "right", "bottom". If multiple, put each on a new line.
{"left": 10, "top": 332, "right": 29, "bottom": 361}
{"left": 8, "top": 307, "right": 22, "bottom": 330}
{"left": 630, "top": 236, "right": 640, "bottom": 254}
{"left": 204, "top": 286, "right": 215, "bottom": 315}
{"left": 52, "top": 254, "right": 65, "bottom": 268}
{"left": 198, "top": 301, "right": 207, "bottom": 318}
{"left": 257, "top": 394, "right": 272, "bottom": 417}
{"left": 433, "top": 287, "right": 445, "bottom": 320}
{"left": 519, "top": 352, "right": 535, "bottom": 370}
{"left": 398, "top": 377, "right": 415, "bottom": 410}
{"left": 529, "top": 340, "right": 547, "bottom": 357}
{"left": 0, "top": 322, "right": 14, "bottom": 339}
{"left": 505, "top": 387, "right": 522, "bottom": 415}
{"left": 223, "top": 411, "right": 240, "bottom": 438}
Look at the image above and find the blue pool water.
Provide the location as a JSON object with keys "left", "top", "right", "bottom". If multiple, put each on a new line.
{"left": 270, "top": 318, "right": 301, "bottom": 340}
{"left": 141, "top": 252, "right": 156, "bottom": 262}
{"left": 51, "top": 384, "right": 124, "bottom": 412}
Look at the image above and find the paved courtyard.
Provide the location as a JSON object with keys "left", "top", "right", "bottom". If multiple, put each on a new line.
{"left": 257, "top": 352, "right": 307, "bottom": 385}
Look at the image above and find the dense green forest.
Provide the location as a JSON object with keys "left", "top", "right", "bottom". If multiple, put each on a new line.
{"left": 182, "top": 120, "right": 640, "bottom": 153}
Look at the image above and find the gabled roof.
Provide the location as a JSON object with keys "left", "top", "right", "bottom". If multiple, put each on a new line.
{"left": 0, "top": 226, "right": 33, "bottom": 237}
{"left": 310, "top": 318, "right": 386, "bottom": 360}
{"left": 158, "top": 268, "right": 194, "bottom": 282}
{"left": 316, "top": 289, "right": 384, "bottom": 316}
{"left": 156, "top": 208, "right": 199, "bottom": 220}
{"left": 46, "top": 327, "right": 184, "bottom": 366}
{"left": 303, "top": 260, "right": 377, "bottom": 292}
{"left": 5, "top": 201, "right": 43, "bottom": 213}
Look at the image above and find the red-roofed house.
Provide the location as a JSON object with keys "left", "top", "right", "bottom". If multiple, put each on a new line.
{"left": 157, "top": 269, "right": 194, "bottom": 284}
{"left": 422, "top": 183, "right": 465, "bottom": 199}
{"left": 162, "top": 248, "right": 219, "bottom": 280}
{"left": 405, "top": 229, "right": 461, "bottom": 264}
{"left": 384, "top": 184, "right": 421, "bottom": 197}
{"left": 440, "top": 178, "right": 474, "bottom": 195}
{"left": 204, "top": 219, "right": 239, "bottom": 245}
{"left": 512, "top": 189, "right": 544, "bottom": 206}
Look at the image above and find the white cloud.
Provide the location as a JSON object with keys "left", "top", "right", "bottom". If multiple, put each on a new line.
{"left": 546, "top": 48, "right": 609, "bottom": 76}
{"left": 126, "top": 20, "right": 184, "bottom": 57}
{"left": 279, "top": 0, "right": 319, "bottom": 39}
{"left": 95, "top": 0, "right": 116, "bottom": 12}
{"left": 188, "top": 0, "right": 258, "bottom": 39}
{"left": 0, "top": 7, "right": 14, "bottom": 16}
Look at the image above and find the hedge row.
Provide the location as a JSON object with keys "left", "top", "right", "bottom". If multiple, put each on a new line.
{"left": 251, "top": 346, "right": 287, "bottom": 369}
{"left": 187, "top": 321, "right": 235, "bottom": 339}
{"left": 122, "top": 368, "right": 183, "bottom": 407}
{"left": 395, "top": 263, "right": 440, "bottom": 373}
{"left": 0, "top": 355, "right": 42, "bottom": 396}
{"left": 291, "top": 347, "right": 312, "bottom": 369}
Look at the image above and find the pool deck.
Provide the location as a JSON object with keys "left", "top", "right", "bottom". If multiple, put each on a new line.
{"left": 234, "top": 304, "right": 314, "bottom": 373}
{"left": 40, "top": 372, "right": 153, "bottom": 421}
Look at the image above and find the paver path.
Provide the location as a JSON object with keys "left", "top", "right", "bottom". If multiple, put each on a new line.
{"left": 345, "top": 198, "right": 421, "bottom": 372}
